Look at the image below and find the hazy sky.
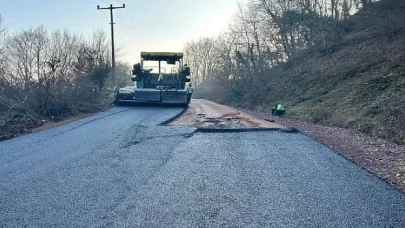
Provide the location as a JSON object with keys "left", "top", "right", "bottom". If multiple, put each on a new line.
{"left": 0, "top": 0, "right": 238, "bottom": 63}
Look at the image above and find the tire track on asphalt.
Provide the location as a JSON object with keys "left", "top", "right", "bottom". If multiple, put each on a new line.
{"left": 100, "top": 110, "right": 174, "bottom": 221}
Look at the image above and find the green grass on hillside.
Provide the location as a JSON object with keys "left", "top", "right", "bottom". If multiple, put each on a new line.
{"left": 194, "top": 0, "right": 405, "bottom": 144}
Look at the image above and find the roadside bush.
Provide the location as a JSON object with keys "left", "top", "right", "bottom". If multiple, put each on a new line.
{"left": 0, "top": 25, "right": 132, "bottom": 138}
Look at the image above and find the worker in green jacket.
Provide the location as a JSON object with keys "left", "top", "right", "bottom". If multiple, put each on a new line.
{"left": 182, "top": 64, "right": 191, "bottom": 78}
{"left": 136, "top": 80, "right": 143, "bottom": 88}
{"left": 158, "top": 73, "right": 164, "bottom": 82}
{"left": 183, "top": 64, "right": 190, "bottom": 72}
{"left": 186, "top": 83, "right": 193, "bottom": 93}
{"left": 186, "top": 82, "right": 193, "bottom": 103}
{"left": 272, "top": 103, "right": 285, "bottom": 116}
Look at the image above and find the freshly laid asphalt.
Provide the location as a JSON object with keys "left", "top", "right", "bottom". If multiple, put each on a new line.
{"left": 0, "top": 106, "right": 404, "bottom": 227}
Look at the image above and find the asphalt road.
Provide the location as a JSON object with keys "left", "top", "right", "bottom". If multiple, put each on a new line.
{"left": 1, "top": 106, "right": 404, "bottom": 227}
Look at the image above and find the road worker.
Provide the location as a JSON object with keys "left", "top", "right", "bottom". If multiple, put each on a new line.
{"left": 186, "top": 82, "right": 193, "bottom": 92}
{"left": 186, "top": 82, "right": 193, "bottom": 103}
{"left": 136, "top": 80, "right": 142, "bottom": 88}
{"left": 272, "top": 103, "right": 285, "bottom": 116}
{"left": 183, "top": 64, "right": 190, "bottom": 73}
{"left": 158, "top": 73, "right": 164, "bottom": 82}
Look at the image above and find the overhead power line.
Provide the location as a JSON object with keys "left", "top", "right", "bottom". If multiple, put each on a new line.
{"left": 97, "top": 3, "right": 125, "bottom": 88}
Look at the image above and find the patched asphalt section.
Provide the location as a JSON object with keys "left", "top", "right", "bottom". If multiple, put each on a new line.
{"left": 196, "top": 127, "right": 281, "bottom": 133}
{"left": 1, "top": 106, "right": 405, "bottom": 227}
{"left": 196, "top": 126, "right": 299, "bottom": 133}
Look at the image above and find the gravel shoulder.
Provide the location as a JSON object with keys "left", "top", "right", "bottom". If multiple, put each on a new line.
{"left": 240, "top": 108, "right": 405, "bottom": 193}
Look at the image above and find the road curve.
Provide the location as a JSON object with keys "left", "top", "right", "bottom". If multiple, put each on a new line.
{"left": 0, "top": 106, "right": 404, "bottom": 227}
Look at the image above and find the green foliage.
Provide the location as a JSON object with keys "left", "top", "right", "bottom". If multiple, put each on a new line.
{"left": 393, "top": 136, "right": 405, "bottom": 145}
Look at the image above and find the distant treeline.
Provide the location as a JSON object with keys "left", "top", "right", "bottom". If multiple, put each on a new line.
{"left": 184, "top": 0, "right": 378, "bottom": 86}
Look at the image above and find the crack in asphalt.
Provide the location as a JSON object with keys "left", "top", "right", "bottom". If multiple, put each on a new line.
{"left": 119, "top": 111, "right": 163, "bottom": 148}
{"left": 120, "top": 132, "right": 196, "bottom": 149}
{"left": 99, "top": 113, "right": 194, "bottom": 222}
{"left": 4, "top": 104, "right": 405, "bottom": 227}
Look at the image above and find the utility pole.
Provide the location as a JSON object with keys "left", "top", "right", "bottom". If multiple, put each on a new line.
{"left": 97, "top": 4, "right": 125, "bottom": 89}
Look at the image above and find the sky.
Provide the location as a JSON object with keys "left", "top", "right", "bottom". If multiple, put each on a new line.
{"left": 0, "top": 0, "right": 239, "bottom": 63}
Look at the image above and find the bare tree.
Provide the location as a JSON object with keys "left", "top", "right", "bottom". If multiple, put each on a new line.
{"left": 0, "top": 15, "right": 7, "bottom": 82}
{"left": 182, "top": 0, "right": 376, "bottom": 91}
{"left": 184, "top": 37, "right": 219, "bottom": 84}
{"left": 4, "top": 26, "right": 48, "bottom": 89}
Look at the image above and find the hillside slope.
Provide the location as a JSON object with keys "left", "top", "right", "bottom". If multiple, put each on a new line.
{"left": 196, "top": 0, "right": 405, "bottom": 143}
